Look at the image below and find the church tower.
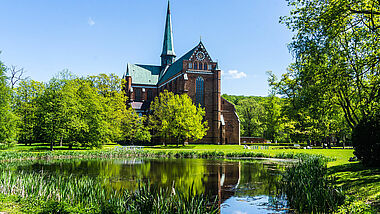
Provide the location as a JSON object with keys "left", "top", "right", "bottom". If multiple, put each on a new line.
{"left": 161, "top": 1, "right": 176, "bottom": 68}
{"left": 125, "top": 1, "right": 241, "bottom": 145}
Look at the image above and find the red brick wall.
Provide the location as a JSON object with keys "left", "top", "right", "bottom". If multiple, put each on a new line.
{"left": 221, "top": 97, "right": 240, "bottom": 144}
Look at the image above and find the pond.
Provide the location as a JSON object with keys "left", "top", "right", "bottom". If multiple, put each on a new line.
{"left": 15, "top": 158, "right": 289, "bottom": 213}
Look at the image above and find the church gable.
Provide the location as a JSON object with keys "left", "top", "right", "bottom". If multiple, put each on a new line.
{"left": 184, "top": 42, "right": 218, "bottom": 72}
{"left": 189, "top": 42, "right": 213, "bottom": 63}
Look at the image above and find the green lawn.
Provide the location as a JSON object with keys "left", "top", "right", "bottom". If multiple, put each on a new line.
{"left": 145, "top": 144, "right": 354, "bottom": 167}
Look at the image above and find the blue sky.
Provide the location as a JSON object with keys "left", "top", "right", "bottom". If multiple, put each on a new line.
{"left": 0, "top": 0, "right": 294, "bottom": 96}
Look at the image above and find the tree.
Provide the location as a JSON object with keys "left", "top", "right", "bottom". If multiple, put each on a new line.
{"left": 263, "top": 95, "right": 283, "bottom": 142}
{"left": 352, "top": 113, "right": 380, "bottom": 166}
{"left": 235, "top": 98, "right": 265, "bottom": 137}
{"left": 13, "top": 80, "right": 45, "bottom": 145}
{"left": 149, "top": 90, "right": 208, "bottom": 146}
{"left": 121, "top": 109, "right": 151, "bottom": 144}
{"left": 0, "top": 60, "right": 18, "bottom": 148}
{"left": 280, "top": 0, "right": 380, "bottom": 129}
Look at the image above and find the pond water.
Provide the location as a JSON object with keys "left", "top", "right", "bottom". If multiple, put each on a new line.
{"left": 16, "top": 158, "right": 289, "bottom": 213}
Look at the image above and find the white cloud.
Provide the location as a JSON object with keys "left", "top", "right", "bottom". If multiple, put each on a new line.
{"left": 233, "top": 211, "right": 247, "bottom": 214}
{"left": 222, "top": 70, "right": 247, "bottom": 79}
{"left": 88, "top": 17, "right": 95, "bottom": 26}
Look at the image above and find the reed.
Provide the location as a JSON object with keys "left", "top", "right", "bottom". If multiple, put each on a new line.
{"left": 0, "top": 170, "right": 218, "bottom": 213}
{"left": 281, "top": 155, "right": 345, "bottom": 213}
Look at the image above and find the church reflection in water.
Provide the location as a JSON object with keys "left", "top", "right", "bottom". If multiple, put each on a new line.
{"left": 17, "top": 158, "right": 288, "bottom": 213}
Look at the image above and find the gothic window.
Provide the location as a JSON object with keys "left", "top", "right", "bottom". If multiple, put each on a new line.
{"left": 189, "top": 62, "right": 192, "bottom": 69}
{"left": 208, "top": 64, "right": 212, "bottom": 70}
{"left": 147, "top": 90, "right": 153, "bottom": 101}
{"left": 194, "top": 62, "right": 198, "bottom": 69}
{"left": 135, "top": 88, "right": 142, "bottom": 101}
{"left": 196, "top": 76, "right": 204, "bottom": 107}
{"left": 204, "top": 63, "right": 208, "bottom": 70}
{"left": 199, "top": 62, "right": 203, "bottom": 70}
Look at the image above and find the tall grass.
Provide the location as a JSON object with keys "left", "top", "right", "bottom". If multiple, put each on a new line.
{"left": 0, "top": 170, "right": 218, "bottom": 213}
{"left": 281, "top": 155, "right": 345, "bottom": 213}
{"left": 0, "top": 149, "right": 299, "bottom": 163}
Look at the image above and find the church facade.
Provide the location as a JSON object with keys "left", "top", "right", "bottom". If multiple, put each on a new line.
{"left": 124, "top": 2, "right": 240, "bottom": 144}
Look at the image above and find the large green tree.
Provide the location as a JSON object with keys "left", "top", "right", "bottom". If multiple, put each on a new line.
{"left": 13, "top": 72, "right": 146, "bottom": 149}
{"left": 235, "top": 98, "right": 265, "bottom": 137}
{"left": 13, "top": 80, "right": 45, "bottom": 145}
{"left": 0, "top": 61, "right": 18, "bottom": 148}
{"left": 149, "top": 90, "right": 208, "bottom": 146}
{"left": 280, "top": 0, "right": 380, "bottom": 129}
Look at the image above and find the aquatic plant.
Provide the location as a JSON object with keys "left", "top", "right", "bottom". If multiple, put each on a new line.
{"left": 282, "top": 155, "right": 345, "bottom": 213}
{"left": 0, "top": 170, "right": 218, "bottom": 214}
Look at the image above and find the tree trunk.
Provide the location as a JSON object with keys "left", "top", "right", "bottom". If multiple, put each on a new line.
{"left": 50, "top": 142, "right": 54, "bottom": 151}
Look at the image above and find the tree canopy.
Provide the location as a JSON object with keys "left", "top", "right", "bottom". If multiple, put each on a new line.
{"left": 279, "top": 0, "right": 380, "bottom": 129}
{"left": 12, "top": 71, "right": 149, "bottom": 149}
{"left": 150, "top": 91, "right": 208, "bottom": 146}
{"left": 0, "top": 60, "right": 17, "bottom": 148}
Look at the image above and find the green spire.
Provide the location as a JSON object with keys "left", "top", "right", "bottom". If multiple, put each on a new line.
{"left": 161, "top": 0, "right": 176, "bottom": 67}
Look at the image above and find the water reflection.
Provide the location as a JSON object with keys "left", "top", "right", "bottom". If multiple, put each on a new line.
{"left": 16, "top": 158, "right": 288, "bottom": 213}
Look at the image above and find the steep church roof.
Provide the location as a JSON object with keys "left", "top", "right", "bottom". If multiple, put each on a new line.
{"left": 158, "top": 46, "right": 196, "bottom": 84}
{"left": 126, "top": 64, "right": 160, "bottom": 85}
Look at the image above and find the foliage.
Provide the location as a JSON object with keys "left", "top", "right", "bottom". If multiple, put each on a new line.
{"left": 235, "top": 97, "right": 265, "bottom": 137}
{"left": 13, "top": 80, "right": 45, "bottom": 145}
{"left": 281, "top": 0, "right": 380, "bottom": 128}
{"left": 282, "top": 156, "right": 345, "bottom": 213}
{"left": 0, "top": 60, "right": 18, "bottom": 149}
{"left": 12, "top": 72, "right": 146, "bottom": 149}
{"left": 352, "top": 114, "right": 380, "bottom": 166}
{"left": 275, "top": 0, "right": 380, "bottom": 151}
{"left": 222, "top": 94, "right": 296, "bottom": 143}
{"left": 150, "top": 90, "right": 208, "bottom": 146}
{"left": 121, "top": 109, "right": 151, "bottom": 144}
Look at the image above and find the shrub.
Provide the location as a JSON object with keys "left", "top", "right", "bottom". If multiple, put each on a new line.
{"left": 352, "top": 114, "right": 380, "bottom": 166}
{"left": 282, "top": 156, "right": 345, "bottom": 213}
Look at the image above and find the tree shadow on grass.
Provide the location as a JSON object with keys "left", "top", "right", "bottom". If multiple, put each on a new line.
{"left": 329, "top": 162, "right": 380, "bottom": 174}
{"left": 328, "top": 162, "right": 380, "bottom": 210}
{"left": 16, "top": 143, "right": 90, "bottom": 151}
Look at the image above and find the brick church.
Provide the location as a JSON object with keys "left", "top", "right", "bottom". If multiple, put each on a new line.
{"left": 124, "top": 2, "right": 240, "bottom": 144}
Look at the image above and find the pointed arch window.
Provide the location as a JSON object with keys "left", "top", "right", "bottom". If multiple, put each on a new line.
{"left": 199, "top": 62, "right": 203, "bottom": 70}
{"left": 194, "top": 62, "right": 198, "bottom": 69}
{"left": 147, "top": 90, "right": 153, "bottom": 101}
{"left": 204, "top": 63, "right": 208, "bottom": 70}
{"left": 135, "top": 88, "right": 142, "bottom": 101}
{"left": 196, "top": 76, "right": 204, "bottom": 107}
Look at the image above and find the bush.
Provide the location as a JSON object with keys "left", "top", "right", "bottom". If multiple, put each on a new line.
{"left": 352, "top": 114, "right": 380, "bottom": 166}
{"left": 282, "top": 156, "right": 345, "bottom": 213}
